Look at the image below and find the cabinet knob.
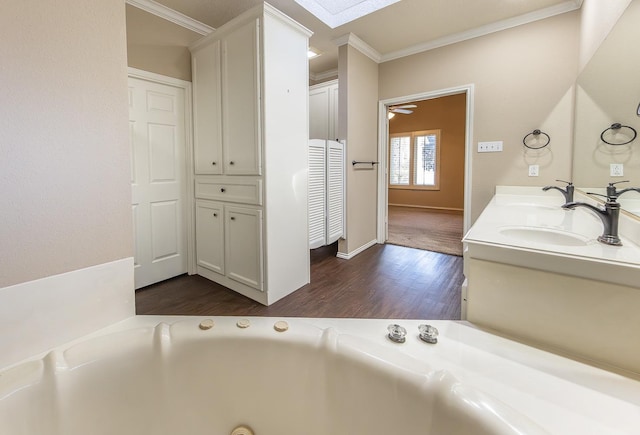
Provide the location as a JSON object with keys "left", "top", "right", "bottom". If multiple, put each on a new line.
{"left": 213, "top": 213, "right": 217, "bottom": 217}
{"left": 212, "top": 161, "right": 216, "bottom": 165}
{"left": 229, "top": 161, "right": 235, "bottom": 165}
{"left": 220, "top": 188, "right": 225, "bottom": 193}
{"left": 230, "top": 216, "right": 236, "bottom": 221}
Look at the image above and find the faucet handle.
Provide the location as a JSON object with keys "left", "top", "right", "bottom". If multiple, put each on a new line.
{"left": 589, "top": 191, "right": 619, "bottom": 203}
{"left": 555, "top": 179, "right": 573, "bottom": 186}
{"left": 606, "top": 181, "right": 629, "bottom": 201}
{"left": 609, "top": 180, "right": 629, "bottom": 186}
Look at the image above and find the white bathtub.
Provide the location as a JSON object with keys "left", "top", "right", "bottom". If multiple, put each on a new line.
{"left": 1, "top": 317, "right": 639, "bottom": 434}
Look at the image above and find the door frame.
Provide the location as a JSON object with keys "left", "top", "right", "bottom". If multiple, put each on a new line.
{"left": 127, "top": 67, "right": 196, "bottom": 275}
{"left": 376, "top": 84, "right": 475, "bottom": 243}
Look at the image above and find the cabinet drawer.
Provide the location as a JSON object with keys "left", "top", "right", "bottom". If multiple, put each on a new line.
{"left": 195, "top": 177, "right": 263, "bottom": 205}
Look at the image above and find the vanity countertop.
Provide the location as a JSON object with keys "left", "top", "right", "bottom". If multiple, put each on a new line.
{"left": 463, "top": 186, "right": 640, "bottom": 288}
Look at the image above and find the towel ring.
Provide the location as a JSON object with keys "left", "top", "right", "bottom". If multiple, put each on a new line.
{"left": 523, "top": 129, "right": 550, "bottom": 149}
{"left": 600, "top": 123, "right": 637, "bottom": 146}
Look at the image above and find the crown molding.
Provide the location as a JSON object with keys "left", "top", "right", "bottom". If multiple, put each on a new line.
{"left": 381, "top": 0, "right": 583, "bottom": 63}
{"left": 333, "top": 33, "right": 382, "bottom": 63}
{"left": 310, "top": 68, "right": 339, "bottom": 82}
{"left": 264, "top": 3, "right": 313, "bottom": 37}
{"left": 126, "top": 0, "right": 214, "bottom": 35}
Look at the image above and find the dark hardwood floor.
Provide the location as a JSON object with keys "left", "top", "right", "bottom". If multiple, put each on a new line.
{"left": 136, "top": 243, "right": 463, "bottom": 319}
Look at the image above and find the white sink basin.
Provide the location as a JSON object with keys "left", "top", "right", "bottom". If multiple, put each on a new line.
{"left": 503, "top": 202, "right": 559, "bottom": 210}
{"left": 498, "top": 226, "right": 591, "bottom": 247}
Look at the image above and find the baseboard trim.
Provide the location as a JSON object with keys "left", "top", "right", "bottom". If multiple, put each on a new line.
{"left": 337, "top": 239, "right": 378, "bottom": 260}
{"left": 0, "top": 258, "right": 134, "bottom": 370}
{"left": 389, "top": 203, "right": 464, "bottom": 213}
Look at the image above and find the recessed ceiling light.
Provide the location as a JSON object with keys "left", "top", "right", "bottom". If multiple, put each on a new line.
{"left": 294, "top": 0, "right": 401, "bottom": 29}
{"left": 308, "top": 47, "right": 321, "bottom": 59}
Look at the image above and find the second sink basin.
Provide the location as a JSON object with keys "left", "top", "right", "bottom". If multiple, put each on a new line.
{"left": 498, "top": 226, "right": 591, "bottom": 247}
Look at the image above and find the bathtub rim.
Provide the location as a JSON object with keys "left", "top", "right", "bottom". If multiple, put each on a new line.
{"left": 2, "top": 315, "right": 640, "bottom": 435}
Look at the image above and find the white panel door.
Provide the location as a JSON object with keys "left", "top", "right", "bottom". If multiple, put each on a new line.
{"left": 129, "top": 77, "right": 187, "bottom": 289}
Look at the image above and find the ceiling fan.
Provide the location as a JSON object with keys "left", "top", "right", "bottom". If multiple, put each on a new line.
{"left": 388, "top": 104, "right": 417, "bottom": 118}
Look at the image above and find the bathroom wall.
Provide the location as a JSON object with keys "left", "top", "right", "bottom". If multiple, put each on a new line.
{"left": 379, "top": 11, "right": 580, "bottom": 222}
{"left": 0, "top": 0, "right": 134, "bottom": 368}
{"left": 388, "top": 94, "right": 466, "bottom": 210}
{"left": 578, "top": 0, "right": 631, "bottom": 72}
{"left": 338, "top": 44, "right": 379, "bottom": 255}
{"left": 125, "top": 4, "right": 201, "bottom": 82}
{"left": 1, "top": 0, "right": 132, "bottom": 288}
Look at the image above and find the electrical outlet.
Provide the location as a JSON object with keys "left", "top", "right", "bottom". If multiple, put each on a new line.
{"left": 478, "top": 141, "right": 503, "bottom": 153}
{"left": 610, "top": 163, "right": 624, "bottom": 177}
{"left": 528, "top": 165, "right": 539, "bottom": 177}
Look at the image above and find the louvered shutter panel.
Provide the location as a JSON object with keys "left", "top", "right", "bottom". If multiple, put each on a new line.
{"left": 308, "top": 139, "right": 326, "bottom": 248}
{"left": 326, "top": 140, "right": 344, "bottom": 244}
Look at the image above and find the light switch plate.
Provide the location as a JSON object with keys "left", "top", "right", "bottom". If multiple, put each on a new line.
{"left": 528, "top": 165, "right": 539, "bottom": 177}
{"left": 478, "top": 141, "right": 503, "bottom": 152}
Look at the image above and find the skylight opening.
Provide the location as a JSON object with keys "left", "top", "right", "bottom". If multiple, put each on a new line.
{"left": 295, "top": 0, "right": 401, "bottom": 28}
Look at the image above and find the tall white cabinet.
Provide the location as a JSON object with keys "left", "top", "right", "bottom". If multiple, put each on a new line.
{"left": 309, "top": 79, "right": 339, "bottom": 140}
{"left": 190, "top": 4, "right": 311, "bottom": 305}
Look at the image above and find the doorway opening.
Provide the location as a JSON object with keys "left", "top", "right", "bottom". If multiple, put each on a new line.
{"left": 376, "top": 85, "right": 474, "bottom": 254}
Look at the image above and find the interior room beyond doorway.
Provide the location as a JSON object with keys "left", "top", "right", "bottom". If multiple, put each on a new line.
{"left": 386, "top": 93, "right": 466, "bottom": 255}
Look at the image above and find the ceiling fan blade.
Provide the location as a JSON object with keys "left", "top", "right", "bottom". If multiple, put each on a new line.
{"left": 391, "top": 109, "right": 413, "bottom": 114}
{"left": 392, "top": 104, "right": 417, "bottom": 109}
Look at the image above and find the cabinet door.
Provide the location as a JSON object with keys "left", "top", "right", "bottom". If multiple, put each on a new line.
{"left": 225, "top": 206, "right": 263, "bottom": 290}
{"left": 192, "top": 41, "right": 223, "bottom": 175}
{"left": 309, "top": 86, "right": 329, "bottom": 139}
{"left": 195, "top": 200, "right": 224, "bottom": 275}
{"left": 222, "top": 19, "right": 261, "bottom": 175}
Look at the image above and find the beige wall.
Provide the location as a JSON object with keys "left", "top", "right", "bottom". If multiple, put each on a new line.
{"left": 338, "top": 45, "right": 379, "bottom": 254}
{"left": 379, "top": 12, "right": 580, "bottom": 222}
{"left": 0, "top": 0, "right": 132, "bottom": 287}
{"left": 388, "top": 94, "right": 466, "bottom": 210}
{"left": 125, "top": 4, "right": 200, "bottom": 82}
{"left": 578, "top": 0, "right": 631, "bottom": 72}
{"left": 573, "top": 0, "right": 639, "bottom": 188}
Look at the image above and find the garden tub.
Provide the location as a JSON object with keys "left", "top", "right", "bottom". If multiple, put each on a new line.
{"left": 1, "top": 317, "right": 639, "bottom": 434}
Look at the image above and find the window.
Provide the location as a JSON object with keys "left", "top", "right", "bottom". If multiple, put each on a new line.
{"left": 389, "top": 130, "right": 440, "bottom": 190}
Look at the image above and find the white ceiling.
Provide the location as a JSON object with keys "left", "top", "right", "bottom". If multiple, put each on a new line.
{"left": 131, "top": 0, "right": 582, "bottom": 78}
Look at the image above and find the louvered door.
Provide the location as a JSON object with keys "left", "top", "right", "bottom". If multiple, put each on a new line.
{"left": 308, "top": 139, "right": 326, "bottom": 249}
{"left": 326, "top": 140, "right": 344, "bottom": 244}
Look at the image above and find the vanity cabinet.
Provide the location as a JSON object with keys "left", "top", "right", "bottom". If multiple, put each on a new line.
{"left": 463, "top": 187, "right": 640, "bottom": 374}
{"left": 189, "top": 4, "right": 311, "bottom": 305}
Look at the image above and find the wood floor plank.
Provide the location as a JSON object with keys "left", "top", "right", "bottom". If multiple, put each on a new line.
{"left": 135, "top": 243, "right": 463, "bottom": 320}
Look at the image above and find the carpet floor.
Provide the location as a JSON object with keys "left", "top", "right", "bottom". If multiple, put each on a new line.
{"left": 387, "top": 206, "right": 463, "bottom": 256}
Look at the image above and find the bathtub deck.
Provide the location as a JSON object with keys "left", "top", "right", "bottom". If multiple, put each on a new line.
{"left": 5, "top": 316, "right": 639, "bottom": 435}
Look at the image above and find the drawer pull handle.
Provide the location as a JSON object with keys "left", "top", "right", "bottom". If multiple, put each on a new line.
{"left": 230, "top": 216, "right": 236, "bottom": 221}
{"left": 220, "top": 188, "right": 226, "bottom": 193}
